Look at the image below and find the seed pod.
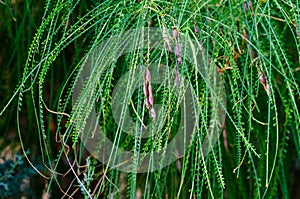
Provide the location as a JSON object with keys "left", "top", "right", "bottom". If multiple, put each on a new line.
{"left": 176, "top": 159, "right": 182, "bottom": 172}
{"left": 248, "top": 1, "right": 253, "bottom": 9}
{"left": 199, "top": 39, "right": 204, "bottom": 51}
{"left": 266, "top": 84, "right": 270, "bottom": 95}
{"left": 146, "top": 68, "right": 151, "bottom": 82}
{"left": 243, "top": 29, "right": 248, "bottom": 40}
{"left": 248, "top": 1, "right": 253, "bottom": 13}
{"left": 165, "top": 41, "right": 170, "bottom": 51}
{"left": 174, "top": 45, "right": 181, "bottom": 57}
{"left": 148, "top": 84, "right": 154, "bottom": 105}
{"left": 259, "top": 74, "right": 266, "bottom": 85}
{"left": 143, "top": 78, "right": 148, "bottom": 96}
{"left": 177, "top": 56, "right": 182, "bottom": 65}
{"left": 149, "top": 18, "right": 153, "bottom": 27}
{"left": 194, "top": 22, "right": 199, "bottom": 35}
{"left": 150, "top": 107, "right": 156, "bottom": 121}
{"left": 173, "top": 26, "right": 178, "bottom": 39}
{"left": 243, "top": 2, "right": 248, "bottom": 12}
{"left": 296, "top": 26, "right": 299, "bottom": 36}
{"left": 145, "top": 98, "right": 150, "bottom": 109}
{"left": 259, "top": 74, "right": 270, "bottom": 95}
{"left": 249, "top": 48, "right": 255, "bottom": 58}
{"left": 223, "top": 129, "right": 228, "bottom": 153}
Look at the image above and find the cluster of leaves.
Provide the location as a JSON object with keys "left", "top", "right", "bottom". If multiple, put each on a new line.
{"left": 0, "top": 0, "right": 300, "bottom": 198}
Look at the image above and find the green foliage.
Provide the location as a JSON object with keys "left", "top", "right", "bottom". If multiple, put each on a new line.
{"left": 1, "top": 0, "right": 300, "bottom": 198}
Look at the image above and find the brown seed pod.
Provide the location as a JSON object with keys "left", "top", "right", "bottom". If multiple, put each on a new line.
{"left": 174, "top": 45, "right": 181, "bottom": 57}
{"left": 243, "top": 2, "right": 248, "bottom": 12}
{"left": 145, "top": 98, "right": 150, "bottom": 109}
{"left": 194, "top": 22, "right": 199, "bottom": 35}
{"left": 176, "top": 159, "right": 182, "bottom": 172}
{"left": 173, "top": 26, "right": 178, "bottom": 39}
{"left": 146, "top": 69, "right": 151, "bottom": 82}
{"left": 150, "top": 107, "right": 156, "bottom": 121}
{"left": 143, "top": 78, "right": 148, "bottom": 96}
{"left": 177, "top": 56, "right": 182, "bottom": 65}
{"left": 259, "top": 74, "right": 266, "bottom": 85}
{"left": 148, "top": 84, "right": 154, "bottom": 106}
{"left": 248, "top": 1, "right": 253, "bottom": 10}
{"left": 165, "top": 41, "right": 170, "bottom": 51}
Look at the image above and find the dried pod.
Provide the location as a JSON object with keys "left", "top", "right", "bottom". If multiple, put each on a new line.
{"left": 150, "top": 107, "right": 156, "bottom": 121}
{"left": 243, "top": 2, "right": 248, "bottom": 12}
{"left": 143, "top": 78, "right": 148, "bottom": 96}
{"left": 259, "top": 74, "right": 270, "bottom": 95}
{"left": 248, "top": 1, "right": 253, "bottom": 13}
{"left": 266, "top": 84, "right": 270, "bottom": 96}
{"left": 243, "top": 29, "right": 248, "bottom": 40}
{"left": 177, "top": 56, "right": 182, "bottom": 65}
{"left": 199, "top": 39, "right": 204, "bottom": 51}
{"left": 248, "top": 1, "right": 253, "bottom": 9}
{"left": 148, "top": 84, "right": 154, "bottom": 105}
{"left": 194, "top": 22, "right": 199, "bottom": 35}
{"left": 249, "top": 48, "right": 255, "bottom": 58}
{"left": 221, "top": 113, "right": 228, "bottom": 153}
{"left": 165, "top": 41, "right": 170, "bottom": 51}
{"left": 173, "top": 26, "right": 178, "bottom": 39}
{"left": 149, "top": 18, "right": 153, "bottom": 27}
{"left": 164, "top": 34, "right": 170, "bottom": 51}
{"left": 176, "top": 159, "right": 182, "bottom": 172}
{"left": 223, "top": 129, "right": 228, "bottom": 153}
{"left": 174, "top": 45, "right": 181, "bottom": 57}
{"left": 146, "top": 69, "right": 151, "bottom": 82}
{"left": 145, "top": 98, "right": 150, "bottom": 109}
{"left": 259, "top": 74, "right": 266, "bottom": 85}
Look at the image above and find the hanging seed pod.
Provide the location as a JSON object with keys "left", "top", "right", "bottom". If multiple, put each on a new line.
{"left": 145, "top": 98, "right": 150, "bottom": 109}
{"left": 249, "top": 48, "right": 255, "bottom": 59}
{"left": 296, "top": 26, "right": 299, "bottom": 36}
{"left": 173, "top": 26, "right": 178, "bottom": 39}
{"left": 165, "top": 41, "right": 170, "bottom": 51}
{"left": 149, "top": 18, "right": 153, "bottom": 27}
{"left": 243, "top": 29, "right": 248, "bottom": 40}
{"left": 211, "top": 32, "right": 215, "bottom": 45}
{"left": 143, "top": 77, "right": 148, "bottom": 96}
{"left": 176, "top": 159, "right": 182, "bottom": 172}
{"left": 174, "top": 45, "right": 181, "bottom": 57}
{"left": 148, "top": 84, "right": 154, "bottom": 106}
{"left": 223, "top": 129, "right": 228, "bottom": 153}
{"left": 194, "top": 22, "right": 199, "bottom": 35}
{"left": 221, "top": 113, "right": 228, "bottom": 153}
{"left": 150, "top": 107, "right": 156, "bottom": 121}
{"left": 146, "top": 69, "right": 151, "bottom": 82}
{"left": 259, "top": 74, "right": 270, "bottom": 95}
{"left": 266, "top": 84, "right": 270, "bottom": 96}
{"left": 248, "top": 1, "right": 253, "bottom": 13}
{"left": 199, "top": 39, "right": 204, "bottom": 51}
{"left": 248, "top": 1, "right": 253, "bottom": 9}
{"left": 243, "top": 2, "right": 248, "bottom": 12}
{"left": 177, "top": 56, "right": 182, "bottom": 65}
{"left": 259, "top": 74, "right": 266, "bottom": 85}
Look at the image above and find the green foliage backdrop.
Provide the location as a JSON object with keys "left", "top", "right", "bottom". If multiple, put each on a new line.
{"left": 0, "top": 0, "right": 300, "bottom": 198}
